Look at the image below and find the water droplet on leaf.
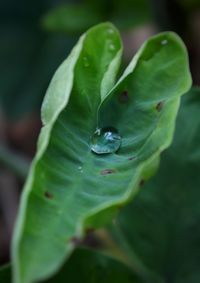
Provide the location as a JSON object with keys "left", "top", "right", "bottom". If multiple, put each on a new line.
{"left": 83, "top": 56, "right": 89, "bottom": 67}
{"left": 90, "top": 127, "right": 121, "bottom": 154}
{"left": 78, "top": 166, "right": 83, "bottom": 173}
{"left": 107, "top": 28, "right": 114, "bottom": 35}
{"left": 161, "top": 39, "right": 168, "bottom": 45}
{"left": 109, "top": 43, "right": 115, "bottom": 51}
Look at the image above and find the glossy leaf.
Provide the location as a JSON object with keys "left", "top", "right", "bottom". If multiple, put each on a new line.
{"left": 111, "top": 88, "right": 200, "bottom": 283}
{"left": 12, "top": 23, "right": 191, "bottom": 283}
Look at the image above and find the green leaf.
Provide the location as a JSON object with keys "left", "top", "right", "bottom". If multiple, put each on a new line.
{"left": 12, "top": 23, "right": 191, "bottom": 283}
{"left": 110, "top": 88, "right": 200, "bottom": 282}
{"left": 42, "top": 4, "right": 102, "bottom": 34}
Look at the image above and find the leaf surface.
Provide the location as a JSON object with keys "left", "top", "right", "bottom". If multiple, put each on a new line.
{"left": 12, "top": 23, "right": 191, "bottom": 283}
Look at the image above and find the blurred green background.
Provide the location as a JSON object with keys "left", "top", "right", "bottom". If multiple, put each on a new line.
{"left": 1, "top": 0, "right": 200, "bottom": 267}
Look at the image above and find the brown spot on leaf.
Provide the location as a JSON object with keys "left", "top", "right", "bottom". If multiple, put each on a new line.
{"left": 156, "top": 101, "right": 164, "bottom": 112}
{"left": 139, "top": 179, "right": 145, "bottom": 187}
{"left": 100, "top": 169, "right": 116, "bottom": 175}
{"left": 118, "top": 90, "right": 129, "bottom": 103}
{"left": 44, "top": 191, "right": 53, "bottom": 199}
{"left": 128, "top": 156, "right": 136, "bottom": 161}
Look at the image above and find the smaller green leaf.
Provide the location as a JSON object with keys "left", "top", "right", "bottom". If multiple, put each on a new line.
{"left": 42, "top": 4, "right": 102, "bottom": 34}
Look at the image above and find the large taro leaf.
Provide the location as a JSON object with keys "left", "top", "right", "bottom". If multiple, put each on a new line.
{"left": 12, "top": 23, "right": 191, "bottom": 283}
{"left": 110, "top": 88, "right": 200, "bottom": 283}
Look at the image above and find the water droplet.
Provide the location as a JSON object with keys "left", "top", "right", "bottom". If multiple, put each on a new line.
{"left": 107, "top": 28, "right": 114, "bottom": 35}
{"left": 78, "top": 166, "right": 83, "bottom": 173}
{"left": 90, "top": 127, "right": 121, "bottom": 154}
{"left": 161, "top": 39, "right": 168, "bottom": 45}
{"left": 83, "top": 56, "right": 89, "bottom": 67}
{"left": 109, "top": 43, "right": 115, "bottom": 51}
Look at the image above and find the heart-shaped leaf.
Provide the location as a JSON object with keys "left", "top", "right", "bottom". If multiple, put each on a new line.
{"left": 12, "top": 23, "right": 191, "bottom": 283}
{"left": 110, "top": 88, "right": 200, "bottom": 283}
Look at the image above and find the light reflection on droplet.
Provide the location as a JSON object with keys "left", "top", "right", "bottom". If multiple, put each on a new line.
{"left": 161, "top": 39, "right": 168, "bottom": 45}
{"left": 83, "top": 56, "right": 89, "bottom": 67}
{"left": 90, "top": 127, "right": 121, "bottom": 154}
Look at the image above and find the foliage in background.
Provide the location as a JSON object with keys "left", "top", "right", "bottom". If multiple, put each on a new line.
{"left": 42, "top": 0, "right": 151, "bottom": 34}
{"left": 0, "top": 0, "right": 75, "bottom": 120}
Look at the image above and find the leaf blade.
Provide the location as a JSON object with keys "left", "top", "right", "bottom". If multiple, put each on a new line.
{"left": 12, "top": 25, "right": 191, "bottom": 283}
